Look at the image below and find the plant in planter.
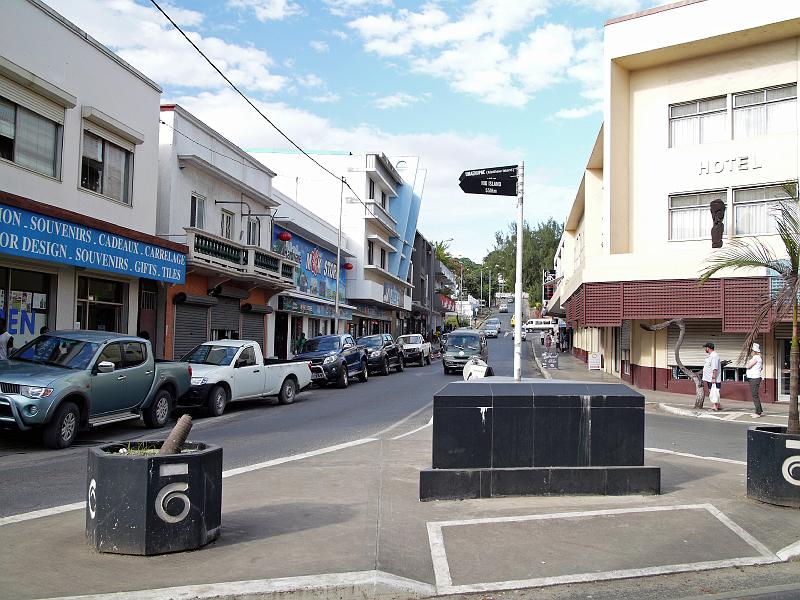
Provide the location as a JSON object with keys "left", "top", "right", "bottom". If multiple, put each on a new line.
{"left": 700, "top": 192, "right": 800, "bottom": 507}
{"left": 86, "top": 415, "right": 223, "bottom": 554}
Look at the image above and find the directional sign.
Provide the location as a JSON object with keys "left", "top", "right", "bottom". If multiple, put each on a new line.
{"left": 458, "top": 165, "right": 518, "bottom": 196}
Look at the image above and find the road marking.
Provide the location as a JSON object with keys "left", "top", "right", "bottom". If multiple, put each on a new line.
{"left": 645, "top": 447, "right": 746, "bottom": 466}
{"left": 391, "top": 416, "right": 433, "bottom": 440}
{"left": 39, "top": 570, "right": 436, "bottom": 600}
{"left": 427, "top": 504, "right": 779, "bottom": 595}
{"left": 0, "top": 501, "right": 86, "bottom": 527}
{"left": 777, "top": 538, "right": 800, "bottom": 561}
{"left": 373, "top": 402, "right": 432, "bottom": 438}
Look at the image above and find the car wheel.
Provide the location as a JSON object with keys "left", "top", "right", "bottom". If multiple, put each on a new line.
{"left": 278, "top": 377, "right": 297, "bottom": 405}
{"left": 337, "top": 365, "right": 349, "bottom": 388}
{"left": 144, "top": 389, "right": 172, "bottom": 428}
{"left": 396, "top": 355, "right": 404, "bottom": 372}
{"left": 443, "top": 366, "right": 450, "bottom": 375}
{"left": 207, "top": 385, "right": 227, "bottom": 417}
{"left": 381, "top": 358, "right": 390, "bottom": 376}
{"left": 42, "top": 401, "right": 80, "bottom": 449}
{"left": 425, "top": 352, "right": 432, "bottom": 365}
{"left": 358, "top": 360, "right": 369, "bottom": 382}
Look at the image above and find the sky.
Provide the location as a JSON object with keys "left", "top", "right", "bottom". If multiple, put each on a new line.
{"left": 47, "top": 0, "right": 662, "bottom": 261}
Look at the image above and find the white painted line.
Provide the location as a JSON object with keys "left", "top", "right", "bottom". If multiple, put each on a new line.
{"left": 373, "top": 402, "right": 432, "bottom": 438}
{"left": 645, "top": 447, "right": 746, "bottom": 466}
{"left": 428, "top": 504, "right": 781, "bottom": 596}
{"left": 2, "top": 437, "right": 379, "bottom": 526}
{"left": 40, "top": 570, "right": 436, "bottom": 600}
{"left": 391, "top": 416, "right": 433, "bottom": 440}
{"left": 776, "top": 538, "right": 800, "bottom": 561}
{"left": 0, "top": 501, "right": 86, "bottom": 527}
{"left": 221, "top": 437, "right": 377, "bottom": 478}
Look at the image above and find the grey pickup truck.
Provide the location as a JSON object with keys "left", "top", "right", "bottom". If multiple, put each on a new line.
{"left": 0, "top": 331, "right": 191, "bottom": 449}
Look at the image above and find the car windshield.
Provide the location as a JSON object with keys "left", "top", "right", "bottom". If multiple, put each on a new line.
{"left": 357, "top": 336, "right": 384, "bottom": 349}
{"left": 181, "top": 345, "right": 238, "bottom": 366}
{"left": 486, "top": 319, "right": 500, "bottom": 325}
{"left": 303, "top": 337, "right": 341, "bottom": 352}
{"left": 446, "top": 334, "right": 480, "bottom": 351}
{"left": 398, "top": 335, "right": 423, "bottom": 344}
{"left": 12, "top": 335, "right": 100, "bottom": 370}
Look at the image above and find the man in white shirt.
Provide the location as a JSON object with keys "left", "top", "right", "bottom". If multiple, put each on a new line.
{"left": 702, "top": 341, "right": 722, "bottom": 411}
{"left": 0, "top": 318, "right": 13, "bottom": 361}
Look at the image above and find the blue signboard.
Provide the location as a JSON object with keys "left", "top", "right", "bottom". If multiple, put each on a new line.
{"left": 278, "top": 295, "right": 354, "bottom": 320}
{"left": 0, "top": 203, "right": 186, "bottom": 284}
{"left": 273, "top": 226, "right": 346, "bottom": 303}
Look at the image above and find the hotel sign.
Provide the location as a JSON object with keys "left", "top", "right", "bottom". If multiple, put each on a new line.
{"left": 699, "top": 155, "right": 763, "bottom": 175}
{"left": 0, "top": 203, "right": 186, "bottom": 283}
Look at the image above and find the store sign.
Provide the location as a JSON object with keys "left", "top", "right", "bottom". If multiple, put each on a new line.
{"left": 383, "top": 282, "right": 400, "bottom": 307}
{"left": 273, "top": 227, "right": 346, "bottom": 303}
{"left": 588, "top": 352, "right": 602, "bottom": 370}
{"left": 352, "top": 303, "right": 394, "bottom": 320}
{"left": 0, "top": 203, "right": 186, "bottom": 284}
{"left": 437, "top": 293, "right": 456, "bottom": 311}
{"left": 698, "top": 155, "right": 763, "bottom": 175}
{"left": 278, "top": 296, "right": 353, "bottom": 320}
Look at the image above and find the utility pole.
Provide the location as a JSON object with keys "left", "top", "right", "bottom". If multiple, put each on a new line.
{"left": 335, "top": 177, "right": 344, "bottom": 334}
{"left": 480, "top": 268, "right": 483, "bottom": 309}
{"left": 514, "top": 162, "right": 524, "bottom": 382}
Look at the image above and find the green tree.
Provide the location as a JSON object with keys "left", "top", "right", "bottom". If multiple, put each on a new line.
{"left": 699, "top": 195, "right": 799, "bottom": 434}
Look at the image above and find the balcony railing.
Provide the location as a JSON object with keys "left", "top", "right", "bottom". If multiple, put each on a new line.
{"left": 185, "top": 228, "right": 297, "bottom": 288}
{"left": 364, "top": 201, "right": 398, "bottom": 236}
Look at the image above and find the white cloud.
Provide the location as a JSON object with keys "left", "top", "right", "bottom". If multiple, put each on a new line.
{"left": 47, "top": 0, "right": 286, "bottom": 94}
{"left": 227, "top": 0, "right": 302, "bottom": 21}
{"left": 346, "top": 1, "right": 606, "bottom": 108}
{"left": 374, "top": 92, "right": 423, "bottom": 109}
{"left": 309, "top": 40, "right": 330, "bottom": 53}
{"left": 167, "top": 89, "right": 565, "bottom": 260}
{"left": 323, "top": 0, "right": 393, "bottom": 17}
{"left": 309, "top": 92, "right": 341, "bottom": 103}
{"left": 331, "top": 30, "right": 349, "bottom": 41}
{"left": 297, "top": 74, "right": 324, "bottom": 87}
{"left": 569, "top": 0, "right": 644, "bottom": 15}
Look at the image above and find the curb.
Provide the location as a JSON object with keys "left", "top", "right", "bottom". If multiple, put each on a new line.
{"left": 531, "top": 344, "right": 552, "bottom": 380}
{"left": 658, "top": 403, "right": 786, "bottom": 426}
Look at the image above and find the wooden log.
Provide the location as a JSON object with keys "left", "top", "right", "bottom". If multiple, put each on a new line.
{"left": 158, "top": 414, "right": 193, "bottom": 455}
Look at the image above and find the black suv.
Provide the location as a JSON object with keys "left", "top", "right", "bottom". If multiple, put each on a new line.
{"left": 357, "top": 334, "right": 405, "bottom": 375}
{"left": 294, "top": 334, "right": 368, "bottom": 388}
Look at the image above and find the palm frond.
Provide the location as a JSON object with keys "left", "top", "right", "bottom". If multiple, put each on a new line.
{"left": 699, "top": 238, "right": 781, "bottom": 282}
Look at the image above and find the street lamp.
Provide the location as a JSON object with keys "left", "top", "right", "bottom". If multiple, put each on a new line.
{"left": 489, "top": 264, "right": 499, "bottom": 309}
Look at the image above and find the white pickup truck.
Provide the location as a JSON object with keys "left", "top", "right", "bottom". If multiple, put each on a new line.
{"left": 177, "top": 340, "right": 312, "bottom": 416}
{"left": 397, "top": 334, "right": 432, "bottom": 366}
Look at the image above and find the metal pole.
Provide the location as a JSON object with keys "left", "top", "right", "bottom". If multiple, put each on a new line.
{"left": 335, "top": 177, "right": 343, "bottom": 334}
{"left": 514, "top": 162, "right": 524, "bottom": 382}
{"left": 488, "top": 268, "right": 492, "bottom": 310}
{"left": 480, "top": 269, "right": 483, "bottom": 309}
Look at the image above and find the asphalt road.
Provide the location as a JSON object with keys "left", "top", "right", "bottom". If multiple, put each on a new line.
{"left": 0, "top": 313, "right": 752, "bottom": 516}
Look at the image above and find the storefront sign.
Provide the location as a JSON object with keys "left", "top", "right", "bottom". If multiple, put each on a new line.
{"left": 383, "top": 282, "right": 400, "bottom": 306}
{"left": 699, "top": 155, "right": 763, "bottom": 175}
{"left": 273, "top": 227, "right": 346, "bottom": 303}
{"left": 352, "top": 302, "right": 394, "bottom": 320}
{"left": 542, "top": 351, "right": 559, "bottom": 370}
{"left": 278, "top": 295, "right": 353, "bottom": 320}
{"left": 0, "top": 203, "right": 186, "bottom": 284}
{"left": 588, "top": 352, "right": 602, "bottom": 370}
{"left": 437, "top": 293, "right": 455, "bottom": 311}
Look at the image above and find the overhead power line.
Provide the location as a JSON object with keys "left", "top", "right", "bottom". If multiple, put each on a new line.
{"left": 147, "top": 0, "right": 381, "bottom": 220}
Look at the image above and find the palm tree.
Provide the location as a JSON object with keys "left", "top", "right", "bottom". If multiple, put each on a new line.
{"left": 699, "top": 195, "right": 799, "bottom": 434}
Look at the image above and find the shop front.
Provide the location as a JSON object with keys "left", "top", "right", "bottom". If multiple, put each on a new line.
{"left": 275, "top": 295, "right": 354, "bottom": 358}
{"left": 0, "top": 193, "right": 186, "bottom": 349}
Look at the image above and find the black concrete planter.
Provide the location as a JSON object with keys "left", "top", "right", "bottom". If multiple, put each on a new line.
{"left": 747, "top": 426, "right": 800, "bottom": 509}
{"left": 86, "top": 441, "right": 222, "bottom": 555}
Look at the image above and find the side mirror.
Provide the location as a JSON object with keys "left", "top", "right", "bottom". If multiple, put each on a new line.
{"left": 97, "top": 361, "right": 115, "bottom": 374}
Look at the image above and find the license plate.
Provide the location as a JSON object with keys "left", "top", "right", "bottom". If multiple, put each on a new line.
{"left": 312, "top": 373, "right": 325, "bottom": 380}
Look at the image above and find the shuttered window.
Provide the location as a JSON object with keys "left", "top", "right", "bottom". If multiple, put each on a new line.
{"left": 667, "top": 320, "right": 756, "bottom": 369}
{"left": 0, "top": 95, "right": 61, "bottom": 178}
{"left": 80, "top": 130, "right": 133, "bottom": 204}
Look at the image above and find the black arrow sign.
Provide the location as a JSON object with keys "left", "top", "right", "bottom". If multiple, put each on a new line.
{"left": 459, "top": 174, "right": 517, "bottom": 196}
{"left": 459, "top": 165, "right": 518, "bottom": 182}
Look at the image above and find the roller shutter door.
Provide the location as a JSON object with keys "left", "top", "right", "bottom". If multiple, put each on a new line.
{"left": 667, "top": 320, "right": 756, "bottom": 368}
{"left": 174, "top": 304, "right": 209, "bottom": 359}
{"left": 241, "top": 312, "right": 265, "bottom": 355}
{"left": 620, "top": 320, "right": 631, "bottom": 351}
{"left": 210, "top": 296, "right": 241, "bottom": 332}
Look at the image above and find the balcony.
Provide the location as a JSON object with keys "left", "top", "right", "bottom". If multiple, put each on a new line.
{"left": 364, "top": 201, "right": 398, "bottom": 237}
{"left": 185, "top": 228, "right": 297, "bottom": 289}
{"left": 365, "top": 153, "right": 402, "bottom": 195}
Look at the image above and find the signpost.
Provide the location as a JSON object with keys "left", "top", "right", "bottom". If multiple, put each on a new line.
{"left": 459, "top": 163, "right": 524, "bottom": 381}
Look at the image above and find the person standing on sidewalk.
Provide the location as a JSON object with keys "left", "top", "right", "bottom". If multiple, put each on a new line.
{"left": 0, "top": 319, "right": 13, "bottom": 361}
{"left": 745, "top": 343, "right": 763, "bottom": 418}
{"left": 702, "top": 341, "right": 722, "bottom": 411}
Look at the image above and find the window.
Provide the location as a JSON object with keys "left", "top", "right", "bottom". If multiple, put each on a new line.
{"left": 77, "top": 276, "right": 125, "bottom": 333}
{"left": 247, "top": 218, "right": 260, "bottom": 246}
{"left": 368, "top": 179, "right": 375, "bottom": 200}
{"left": 367, "top": 240, "right": 374, "bottom": 265}
{"left": 122, "top": 342, "right": 147, "bottom": 368}
{"left": 237, "top": 346, "right": 256, "bottom": 367}
{"left": 81, "top": 131, "right": 132, "bottom": 204}
{"left": 734, "top": 84, "right": 796, "bottom": 139}
{"left": 380, "top": 248, "right": 386, "bottom": 269}
{"left": 669, "top": 190, "right": 726, "bottom": 240}
{"left": 733, "top": 183, "right": 796, "bottom": 235}
{"left": 0, "top": 96, "right": 61, "bottom": 178}
{"left": 669, "top": 96, "right": 727, "bottom": 147}
{"left": 220, "top": 210, "right": 233, "bottom": 240}
{"left": 381, "top": 191, "right": 387, "bottom": 209}
{"left": 98, "top": 343, "right": 124, "bottom": 370}
{"left": 190, "top": 194, "right": 206, "bottom": 229}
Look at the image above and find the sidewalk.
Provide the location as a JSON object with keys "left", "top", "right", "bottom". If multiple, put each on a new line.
{"left": 0, "top": 395, "right": 799, "bottom": 600}
{"left": 529, "top": 340, "right": 792, "bottom": 428}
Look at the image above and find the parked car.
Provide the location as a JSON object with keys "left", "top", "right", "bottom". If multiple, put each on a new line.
{"left": 482, "top": 325, "right": 499, "bottom": 338}
{"left": 484, "top": 317, "right": 502, "bottom": 333}
{"left": 293, "top": 334, "right": 368, "bottom": 388}
{"left": 358, "top": 334, "right": 404, "bottom": 375}
{"left": 178, "top": 340, "right": 312, "bottom": 415}
{"left": 442, "top": 329, "right": 488, "bottom": 375}
{"left": 499, "top": 303, "right": 508, "bottom": 313}
{"left": 0, "top": 331, "right": 191, "bottom": 449}
{"left": 397, "top": 334, "right": 432, "bottom": 366}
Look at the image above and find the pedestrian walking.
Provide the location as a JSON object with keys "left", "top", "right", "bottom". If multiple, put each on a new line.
{"left": 745, "top": 343, "right": 763, "bottom": 418}
{"left": 0, "top": 318, "right": 13, "bottom": 361}
{"left": 544, "top": 333, "right": 552, "bottom": 350}
{"left": 702, "top": 341, "right": 722, "bottom": 411}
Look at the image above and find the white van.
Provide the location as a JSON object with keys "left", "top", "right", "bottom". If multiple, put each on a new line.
{"left": 523, "top": 318, "right": 557, "bottom": 332}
